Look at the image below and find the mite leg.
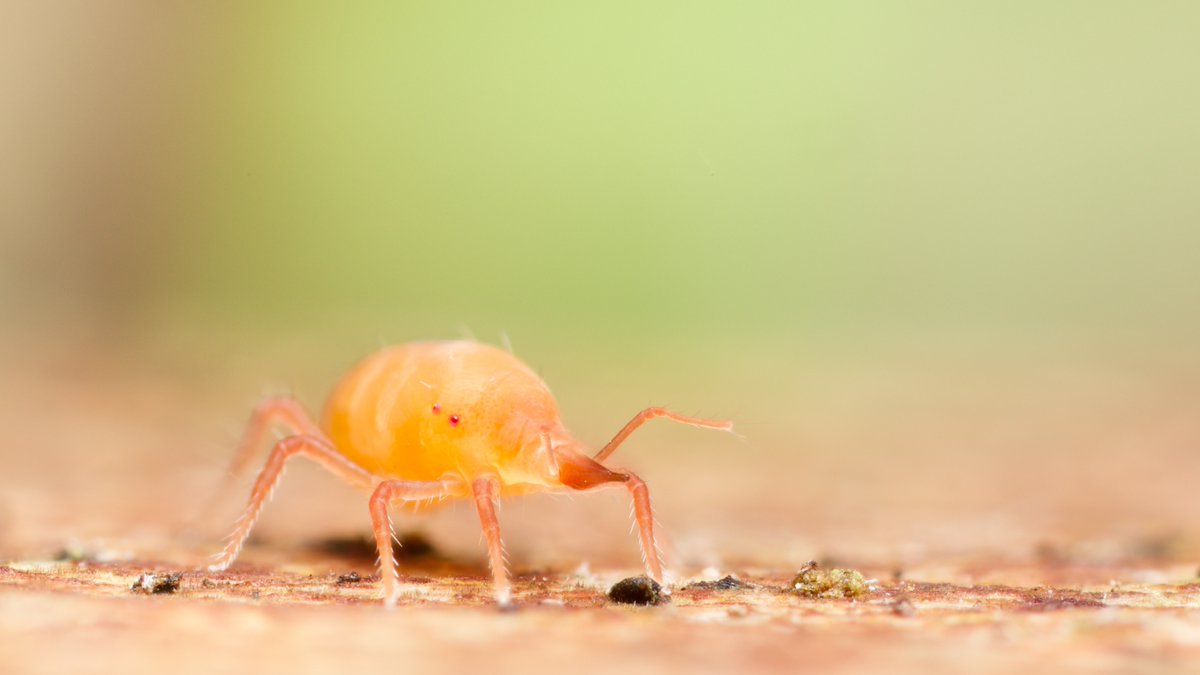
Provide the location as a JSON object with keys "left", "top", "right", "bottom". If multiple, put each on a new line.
{"left": 593, "top": 407, "right": 733, "bottom": 462}
{"left": 370, "top": 478, "right": 463, "bottom": 608}
{"left": 555, "top": 449, "right": 664, "bottom": 582}
{"left": 225, "top": 397, "right": 326, "bottom": 480}
{"left": 470, "top": 476, "right": 511, "bottom": 606}
{"left": 192, "top": 397, "right": 332, "bottom": 530}
{"left": 209, "top": 434, "right": 374, "bottom": 572}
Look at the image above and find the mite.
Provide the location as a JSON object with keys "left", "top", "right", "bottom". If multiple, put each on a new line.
{"left": 207, "top": 340, "right": 732, "bottom": 606}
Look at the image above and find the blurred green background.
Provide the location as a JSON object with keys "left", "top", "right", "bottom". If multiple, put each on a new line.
{"left": 2, "top": 2, "right": 1199, "bottom": 562}
{"left": 5, "top": 2, "right": 1197, "bottom": 349}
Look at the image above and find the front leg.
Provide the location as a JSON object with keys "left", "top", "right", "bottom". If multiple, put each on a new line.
{"left": 555, "top": 449, "right": 664, "bottom": 583}
{"left": 369, "top": 478, "right": 463, "bottom": 608}
{"left": 471, "top": 476, "right": 511, "bottom": 606}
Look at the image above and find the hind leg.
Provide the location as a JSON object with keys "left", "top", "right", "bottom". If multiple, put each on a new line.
{"left": 224, "top": 397, "right": 327, "bottom": 480}
{"left": 193, "top": 398, "right": 332, "bottom": 532}
{"left": 209, "top": 434, "right": 373, "bottom": 571}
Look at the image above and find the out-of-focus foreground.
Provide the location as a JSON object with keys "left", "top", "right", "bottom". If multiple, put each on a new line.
{"left": 2, "top": 3, "right": 1199, "bottom": 674}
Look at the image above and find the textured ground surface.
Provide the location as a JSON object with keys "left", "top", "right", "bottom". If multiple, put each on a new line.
{"left": 2, "top": 341, "right": 1200, "bottom": 674}
{"left": 3, "top": 551, "right": 1200, "bottom": 675}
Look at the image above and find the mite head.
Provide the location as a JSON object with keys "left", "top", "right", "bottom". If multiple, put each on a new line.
{"left": 489, "top": 415, "right": 593, "bottom": 487}
{"left": 421, "top": 376, "right": 572, "bottom": 484}
{"left": 503, "top": 424, "right": 633, "bottom": 493}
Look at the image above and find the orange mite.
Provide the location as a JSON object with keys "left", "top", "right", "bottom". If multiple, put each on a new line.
{"left": 207, "top": 340, "right": 732, "bottom": 606}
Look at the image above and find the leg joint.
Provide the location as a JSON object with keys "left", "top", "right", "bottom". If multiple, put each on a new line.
{"left": 369, "top": 482, "right": 395, "bottom": 512}
{"left": 275, "top": 433, "right": 317, "bottom": 455}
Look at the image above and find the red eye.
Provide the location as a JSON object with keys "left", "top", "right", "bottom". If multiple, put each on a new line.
{"left": 448, "top": 415, "right": 460, "bottom": 427}
{"left": 431, "top": 404, "right": 440, "bottom": 414}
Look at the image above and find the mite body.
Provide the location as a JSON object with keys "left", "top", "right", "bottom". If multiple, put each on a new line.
{"left": 208, "top": 340, "right": 731, "bottom": 606}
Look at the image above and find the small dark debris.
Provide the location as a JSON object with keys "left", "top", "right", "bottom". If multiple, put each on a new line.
{"left": 608, "top": 576, "right": 668, "bottom": 606}
{"left": 891, "top": 597, "right": 916, "bottom": 617}
{"left": 684, "top": 575, "right": 751, "bottom": 591}
{"left": 336, "top": 571, "right": 363, "bottom": 585}
{"left": 131, "top": 572, "right": 182, "bottom": 595}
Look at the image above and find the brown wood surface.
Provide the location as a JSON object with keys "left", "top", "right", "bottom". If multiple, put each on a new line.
{"left": 2, "top": 344, "right": 1199, "bottom": 674}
